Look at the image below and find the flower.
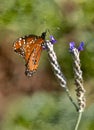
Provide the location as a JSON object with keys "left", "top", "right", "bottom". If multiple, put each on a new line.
{"left": 50, "top": 35, "right": 57, "bottom": 44}
{"left": 69, "top": 42, "right": 75, "bottom": 52}
{"left": 69, "top": 41, "right": 84, "bottom": 52}
{"left": 78, "top": 42, "right": 84, "bottom": 51}
{"left": 42, "top": 35, "right": 56, "bottom": 50}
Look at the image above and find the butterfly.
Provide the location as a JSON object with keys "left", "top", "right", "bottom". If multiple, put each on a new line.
{"left": 13, "top": 32, "right": 46, "bottom": 76}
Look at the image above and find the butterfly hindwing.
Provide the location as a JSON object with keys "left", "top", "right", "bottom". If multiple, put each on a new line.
{"left": 13, "top": 37, "right": 25, "bottom": 56}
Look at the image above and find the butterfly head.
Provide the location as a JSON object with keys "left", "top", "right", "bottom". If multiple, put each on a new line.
{"left": 41, "top": 32, "right": 47, "bottom": 39}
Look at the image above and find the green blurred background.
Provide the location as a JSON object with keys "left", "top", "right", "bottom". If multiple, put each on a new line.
{"left": 0, "top": 0, "right": 94, "bottom": 130}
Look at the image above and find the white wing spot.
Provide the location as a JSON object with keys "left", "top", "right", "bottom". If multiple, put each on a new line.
{"left": 18, "top": 41, "right": 22, "bottom": 46}
{"left": 19, "top": 38, "right": 22, "bottom": 40}
{"left": 26, "top": 44, "right": 30, "bottom": 48}
{"left": 23, "top": 39, "right": 25, "bottom": 44}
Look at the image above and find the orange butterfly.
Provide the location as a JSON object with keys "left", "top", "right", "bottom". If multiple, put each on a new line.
{"left": 13, "top": 32, "right": 46, "bottom": 76}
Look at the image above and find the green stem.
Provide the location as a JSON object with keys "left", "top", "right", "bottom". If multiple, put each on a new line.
{"left": 74, "top": 112, "right": 82, "bottom": 130}
{"left": 64, "top": 87, "right": 79, "bottom": 111}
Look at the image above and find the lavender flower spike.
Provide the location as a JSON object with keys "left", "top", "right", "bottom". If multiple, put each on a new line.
{"left": 69, "top": 41, "right": 86, "bottom": 112}
{"left": 46, "top": 40, "right": 78, "bottom": 111}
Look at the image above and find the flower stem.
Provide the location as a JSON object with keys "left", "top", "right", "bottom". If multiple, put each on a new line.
{"left": 74, "top": 112, "right": 82, "bottom": 130}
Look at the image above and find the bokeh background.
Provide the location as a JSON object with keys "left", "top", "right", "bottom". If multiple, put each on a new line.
{"left": 0, "top": 0, "right": 94, "bottom": 130}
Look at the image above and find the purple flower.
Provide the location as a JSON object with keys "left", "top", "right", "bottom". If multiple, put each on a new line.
{"left": 78, "top": 42, "right": 84, "bottom": 51}
{"left": 42, "top": 35, "right": 56, "bottom": 50}
{"left": 50, "top": 35, "right": 57, "bottom": 44}
{"left": 69, "top": 41, "right": 84, "bottom": 52}
{"left": 69, "top": 42, "right": 75, "bottom": 52}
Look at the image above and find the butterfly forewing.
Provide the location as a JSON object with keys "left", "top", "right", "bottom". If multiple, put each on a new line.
{"left": 23, "top": 35, "right": 44, "bottom": 61}
{"left": 25, "top": 44, "right": 43, "bottom": 76}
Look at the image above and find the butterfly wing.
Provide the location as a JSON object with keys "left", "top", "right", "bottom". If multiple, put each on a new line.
{"left": 13, "top": 35, "right": 45, "bottom": 76}
{"left": 13, "top": 35, "right": 37, "bottom": 58}
{"left": 25, "top": 44, "right": 43, "bottom": 76}
{"left": 13, "top": 37, "right": 25, "bottom": 57}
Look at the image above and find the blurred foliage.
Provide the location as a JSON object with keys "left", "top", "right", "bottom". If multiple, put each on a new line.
{"left": 0, "top": 1, "right": 94, "bottom": 129}
{"left": 0, "top": 0, "right": 94, "bottom": 79}
{"left": 0, "top": 0, "right": 63, "bottom": 36}
{"left": 1, "top": 93, "right": 94, "bottom": 130}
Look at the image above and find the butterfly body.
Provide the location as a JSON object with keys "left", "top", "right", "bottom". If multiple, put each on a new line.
{"left": 13, "top": 32, "right": 46, "bottom": 76}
